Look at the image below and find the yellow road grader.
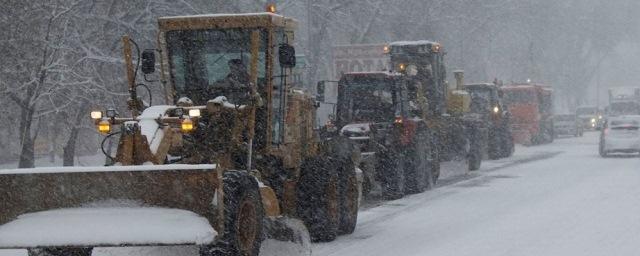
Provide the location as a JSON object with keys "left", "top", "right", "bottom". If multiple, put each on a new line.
{"left": 0, "top": 9, "right": 359, "bottom": 256}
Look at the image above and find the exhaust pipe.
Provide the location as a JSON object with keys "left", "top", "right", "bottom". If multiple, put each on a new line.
{"left": 454, "top": 70, "right": 464, "bottom": 90}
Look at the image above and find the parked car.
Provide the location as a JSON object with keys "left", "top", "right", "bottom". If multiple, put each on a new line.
{"left": 599, "top": 115, "right": 640, "bottom": 157}
{"left": 553, "top": 114, "right": 583, "bottom": 137}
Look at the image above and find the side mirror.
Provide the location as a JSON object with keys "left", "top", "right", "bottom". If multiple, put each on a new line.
{"left": 279, "top": 44, "right": 296, "bottom": 68}
{"left": 141, "top": 50, "right": 156, "bottom": 74}
{"left": 316, "top": 81, "right": 326, "bottom": 102}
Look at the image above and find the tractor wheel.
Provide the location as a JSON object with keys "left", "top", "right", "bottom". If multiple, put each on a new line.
{"left": 377, "top": 148, "right": 405, "bottom": 200}
{"left": 599, "top": 140, "right": 608, "bottom": 158}
{"left": 336, "top": 156, "right": 359, "bottom": 235}
{"left": 404, "top": 132, "right": 430, "bottom": 194}
{"left": 468, "top": 135, "right": 483, "bottom": 171}
{"left": 487, "top": 130, "right": 501, "bottom": 160}
{"left": 28, "top": 248, "right": 92, "bottom": 256}
{"left": 296, "top": 157, "right": 340, "bottom": 242}
{"left": 428, "top": 134, "right": 441, "bottom": 188}
{"left": 201, "top": 171, "right": 264, "bottom": 256}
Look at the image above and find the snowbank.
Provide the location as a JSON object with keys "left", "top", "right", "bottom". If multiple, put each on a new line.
{"left": 0, "top": 164, "right": 216, "bottom": 175}
{"left": 0, "top": 208, "right": 216, "bottom": 248}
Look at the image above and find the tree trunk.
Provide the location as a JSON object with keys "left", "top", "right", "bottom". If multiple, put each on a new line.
{"left": 63, "top": 102, "right": 89, "bottom": 166}
{"left": 18, "top": 108, "right": 35, "bottom": 168}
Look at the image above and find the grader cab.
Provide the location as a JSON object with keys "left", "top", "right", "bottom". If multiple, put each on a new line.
{"left": 0, "top": 10, "right": 358, "bottom": 256}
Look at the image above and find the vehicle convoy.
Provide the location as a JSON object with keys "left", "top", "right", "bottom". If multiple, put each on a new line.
{"left": 502, "top": 83, "right": 554, "bottom": 145}
{"left": 553, "top": 114, "right": 584, "bottom": 137}
{"left": 575, "top": 105, "right": 603, "bottom": 130}
{"left": 599, "top": 115, "right": 640, "bottom": 157}
{"left": 465, "top": 83, "right": 514, "bottom": 159}
{"left": 0, "top": 10, "right": 360, "bottom": 256}
{"left": 319, "top": 71, "right": 439, "bottom": 200}
{"left": 607, "top": 87, "right": 640, "bottom": 116}
{"left": 318, "top": 41, "right": 485, "bottom": 200}
{"left": 389, "top": 43, "right": 485, "bottom": 173}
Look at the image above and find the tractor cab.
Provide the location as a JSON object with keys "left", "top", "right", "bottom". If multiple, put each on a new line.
{"left": 335, "top": 72, "right": 405, "bottom": 131}
{"left": 388, "top": 41, "right": 447, "bottom": 117}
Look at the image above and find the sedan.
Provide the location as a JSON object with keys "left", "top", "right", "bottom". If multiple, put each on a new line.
{"left": 599, "top": 115, "right": 640, "bottom": 157}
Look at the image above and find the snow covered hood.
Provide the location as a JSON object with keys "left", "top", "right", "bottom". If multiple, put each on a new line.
{"left": 341, "top": 123, "right": 371, "bottom": 135}
{"left": 0, "top": 207, "right": 216, "bottom": 248}
{"left": 389, "top": 40, "right": 438, "bottom": 46}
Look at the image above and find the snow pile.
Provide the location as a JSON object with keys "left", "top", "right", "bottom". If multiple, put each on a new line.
{"left": 0, "top": 164, "right": 216, "bottom": 175}
{"left": 137, "top": 105, "right": 174, "bottom": 154}
{"left": 260, "top": 217, "right": 311, "bottom": 256}
{"left": 208, "top": 96, "right": 246, "bottom": 110}
{"left": 340, "top": 123, "right": 371, "bottom": 136}
{"left": 389, "top": 40, "right": 438, "bottom": 46}
{"left": 0, "top": 208, "right": 216, "bottom": 248}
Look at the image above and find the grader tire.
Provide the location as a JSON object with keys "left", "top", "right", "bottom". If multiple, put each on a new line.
{"left": 296, "top": 157, "right": 340, "bottom": 242}
{"left": 201, "top": 171, "right": 264, "bottom": 256}
{"left": 337, "top": 157, "right": 359, "bottom": 235}
{"left": 28, "top": 248, "right": 92, "bottom": 256}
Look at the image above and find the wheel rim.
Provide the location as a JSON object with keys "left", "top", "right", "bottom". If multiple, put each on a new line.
{"left": 236, "top": 197, "right": 258, "bottom": 254}
{"left": 327, "top": 176, "right": 339, "bottom": 225}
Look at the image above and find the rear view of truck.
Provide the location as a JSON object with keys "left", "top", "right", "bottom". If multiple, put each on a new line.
{"left": 502, "top": 84, "right": 554, "bottom": 145}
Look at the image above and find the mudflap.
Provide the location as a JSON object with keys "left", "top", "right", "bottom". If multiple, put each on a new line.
{"left": 259, "top": 217, "right": 311, "bottom": 256}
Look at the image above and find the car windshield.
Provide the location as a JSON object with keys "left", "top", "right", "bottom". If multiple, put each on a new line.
{"left": 609, "top": 102, "right": 640, "bottom": 115}
{"left": 555, "top": 115, "right": 575, "bottom": 121}
{"left": 576, "top": 107, "right": 598, "bottom": 115}
{"left": 609, "top": 118, "right": 640, "bottom": 128}
{"left": 468, "top": 89, "right": 492, "bottom": 114}
{"left": 504, "top": 89, "right": 535, "bottom": 104}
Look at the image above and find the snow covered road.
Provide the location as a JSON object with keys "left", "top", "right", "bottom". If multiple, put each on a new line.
{"left": 3, "top": 131, "right": 639, "bottom": 256}
{"left": 314, "top": 132, "right": 640, "bottom": 256}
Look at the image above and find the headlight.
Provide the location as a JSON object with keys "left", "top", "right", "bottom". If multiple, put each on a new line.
{"left": 493, "top": 106, "right": 500, "bottom": 113}
{"left": 591, "top": 118, "right": 596, "bottom": 123}
{"left": 90, "top": 111, "right": 102, "bottom": 120}
{"left": 397, "top": 63, "right": 406, "bottom": 72}
{"left": 181, "top": 118, "right": 194, "bottom": 133}
{"left": 188, "top": 109, "right": 201, "bottom": 118}
{"left": 97, "top": 120, "right": 111, "bottom": 134}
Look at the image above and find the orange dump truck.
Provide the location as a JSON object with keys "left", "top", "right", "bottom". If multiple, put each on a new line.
{"left": 502, "top": 84, "right": 554, "bottom": 145}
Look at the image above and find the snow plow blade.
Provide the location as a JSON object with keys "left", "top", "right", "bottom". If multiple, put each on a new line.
{"left": 0, "top": 164, "right": 221, "bottom": 249}
{"left": 260, "top": 217, "right": 311, "bottom": 256}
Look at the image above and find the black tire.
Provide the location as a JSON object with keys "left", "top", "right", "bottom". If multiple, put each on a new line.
{"left": 336, "top": 156, "right": 359, "bottom": 235}
{"left": 296, "top": 157, "right": 340, "bottom": 242}
{"left": 28, "top": 248, "right": 92, "bottom": 256}
{"left": 404, "top": 132, "right": 430, "bottom": 194}
{"left": 201, "top": 171, "right": 264, "bottom": 256}
{"left": 599, "top": 141, "right": 608, "bottom": 158}
{"left": 468, "top": 131, "right": 483, "bottom": 171}
{"left": 377, "top": 147, "right": 405, "bottom": 200}
{"left": 487, "top": 129, "right": 501, "bottom": 160}
{"left": 429, "top": 134, "right": 441, "bottom": 187}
